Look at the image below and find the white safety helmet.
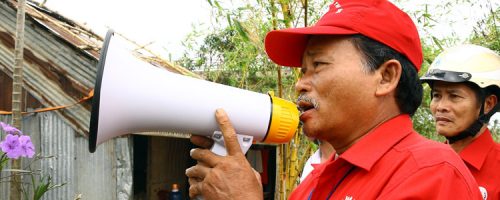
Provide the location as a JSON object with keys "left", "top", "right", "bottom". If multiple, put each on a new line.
{"left": 421, "top": 44, "right": 500, "bottom": 90}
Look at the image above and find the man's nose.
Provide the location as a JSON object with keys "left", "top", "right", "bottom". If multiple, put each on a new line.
{"left": 295, "top": 71, "right": 313, "bottom": 93}
{"left": 295, "top": 77, "right": 308, "bottom": 93}
{"left": 435, "top": 99, "right": 450, "bottom": 113}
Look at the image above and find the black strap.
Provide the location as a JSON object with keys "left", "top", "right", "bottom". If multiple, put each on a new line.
{"left": 446, "top": 119, "right": 484, "bottom": 143}
{"left": 446, "top": 96, "right": 500, "bottom": 144}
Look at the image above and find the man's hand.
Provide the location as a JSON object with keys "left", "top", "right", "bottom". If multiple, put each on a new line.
{"left": 186, "top": 109, "right": 263, "bottom": 200}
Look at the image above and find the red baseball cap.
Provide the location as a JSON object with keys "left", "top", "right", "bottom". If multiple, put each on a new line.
{"left": 265, "top": 0, "right": 423, "bottom": 71}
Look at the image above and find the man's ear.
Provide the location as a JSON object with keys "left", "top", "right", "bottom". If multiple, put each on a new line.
{"left": 375, "top": 60, "right": 402, "bottom": 96}
{"left": 484, "top": 94, "right": 498, "bottom": 114}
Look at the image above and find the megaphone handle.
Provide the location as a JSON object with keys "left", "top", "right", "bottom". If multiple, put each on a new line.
{"left": 210, "top": 131, "right": 253, "bottom": 156}
{"left": 193, "top": 132, "right": 253, "bottom": 199}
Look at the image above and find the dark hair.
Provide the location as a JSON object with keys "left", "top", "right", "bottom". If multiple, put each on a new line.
{"left": 470, "top": 84, "right": 499, "bottom": 122}
{"left": 349, "top": 34, "right": 423, "bottom": 116}
{"left": 464, "top": 82, "right": 484, "bottom": 108}
{"left": 485, "top": 85, "right": 500, "bottom": 102}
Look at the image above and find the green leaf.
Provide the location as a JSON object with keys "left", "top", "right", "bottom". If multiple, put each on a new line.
{"left": 233, "top": 20, "right": 250, "bottom": 42}
{"left": 31, "top": 175, "right": 67, "bottom": 200}
{"left": 0, "top": 154, "right": 8, "bottom": 172}
{"left": 214, "top": 0, "right": 223, "bottom": 11}
{"left": 226, "top": 14, "right": 233, "bottom": 27}
{"left": 431, "top": 36, "right": 444, "bottom": 51}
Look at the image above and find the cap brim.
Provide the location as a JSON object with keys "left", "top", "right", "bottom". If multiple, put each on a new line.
{"left": 420, "top": 76, "right": 442, "bottom": 83}
{"left": 420, "top": 69, "right": 472, "bottom": 84}
{"left": 265, "top": 26, "right": 358, "bottom": 67}
{"left": 420, "top": 76, "right": 467, "bottom": 85}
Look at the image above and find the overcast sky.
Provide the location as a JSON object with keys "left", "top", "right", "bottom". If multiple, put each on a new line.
{"left": 33, "top": 0, "right": 214, "bottom": 60}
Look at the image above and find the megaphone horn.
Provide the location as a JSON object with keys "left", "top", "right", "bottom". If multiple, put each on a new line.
{"left": 88, "top": 30, "right": 299, "bottom": 155}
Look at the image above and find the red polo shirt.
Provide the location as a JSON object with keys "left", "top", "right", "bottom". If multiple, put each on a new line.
{"left": 459, "top": 128, "right": 500, "bottom": 200}
{"left": 290, "top": 115, "right": 482, "bottom": 200}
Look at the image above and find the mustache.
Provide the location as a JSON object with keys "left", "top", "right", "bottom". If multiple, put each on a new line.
{"left": 296, "top": 94, "right": 319, "bottom": 111}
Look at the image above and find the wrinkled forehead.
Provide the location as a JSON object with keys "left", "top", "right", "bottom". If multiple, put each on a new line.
{"left": 305, "top": 35, "right": 352, "bottom": 48}
{"left": 430, "top": 81, "right": 483, "bottom": 102}
{"left": 302, "top": 35, "right": 358, "bottom": 59}
{"left": 431, "top": 81, "right": 472, "bottom": 91}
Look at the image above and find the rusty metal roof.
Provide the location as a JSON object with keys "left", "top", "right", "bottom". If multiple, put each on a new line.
{"left": 0, "top": 0, "right": 199, "bottom": 136}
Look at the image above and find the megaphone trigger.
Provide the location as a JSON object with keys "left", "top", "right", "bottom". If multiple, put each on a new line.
{"left": 210, "top": 131, "right": 253, "bottom": 156}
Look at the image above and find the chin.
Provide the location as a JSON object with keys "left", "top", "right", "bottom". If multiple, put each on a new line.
{"left": 436, "top": 129, "right": 458, "bottom": 138}
{"left": 302, "top": 127, "right": 318, "bottom": 138}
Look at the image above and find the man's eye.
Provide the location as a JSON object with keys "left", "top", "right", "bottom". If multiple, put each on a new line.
{"left": 313, "top": 62, "right": 326, "bottom": 67}
{"left": 432, "top": 93, "right": 441, "bottom": 99}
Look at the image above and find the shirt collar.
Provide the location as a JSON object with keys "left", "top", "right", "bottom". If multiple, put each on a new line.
{"left": 459, "top": 128, "right": 494, "bottom": 170}
{"left": 339, "top": 114, "right": 414, "bottom": 171}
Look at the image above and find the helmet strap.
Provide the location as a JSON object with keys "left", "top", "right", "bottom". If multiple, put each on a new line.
{"left": 446, "top": 118, "right": 483, "bottom": 144}
{"left": 446, "top": 93, "right": 500, "bottom": 144}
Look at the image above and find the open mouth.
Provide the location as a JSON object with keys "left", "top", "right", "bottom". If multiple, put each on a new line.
{"left": 296, "top": 94, "right": 318, "bottom": 119}
{"left": 297, "top": 101, "right": 315, "bottom": 113}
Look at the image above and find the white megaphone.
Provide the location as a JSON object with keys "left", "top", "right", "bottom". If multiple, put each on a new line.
{"left": 88, "top": 30, "right": 299, "bottom": 155}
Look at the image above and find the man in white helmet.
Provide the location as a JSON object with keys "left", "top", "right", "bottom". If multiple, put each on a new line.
{"left": 421, "top": 44, "right": 500, "bottom": 200}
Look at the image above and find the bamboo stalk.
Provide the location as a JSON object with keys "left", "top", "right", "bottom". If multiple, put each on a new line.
{"left": 269, "top": 1, "right": 285, "bottom": 199}
{"left": 10, "top": 0, "right": 26, "bottom": 199}
{"left": 278, "top": 0, "right": 293, "bottom": 28}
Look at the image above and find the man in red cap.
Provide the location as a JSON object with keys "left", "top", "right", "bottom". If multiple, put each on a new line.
{"left": 186, "top": 0, "right": 482, "bottom": 199}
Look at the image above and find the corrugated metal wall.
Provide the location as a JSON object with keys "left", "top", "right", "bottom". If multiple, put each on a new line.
{"left": 0, "top": 1, "right": 96, "bottom": 135}
{"left": 0, "top": 3, "right": 134, "bottom": 197}
{"left": 0, "top": 112, "right": 132, "bottom": 200}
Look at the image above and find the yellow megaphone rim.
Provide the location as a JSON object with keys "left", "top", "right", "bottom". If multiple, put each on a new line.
{"left": 262, "top": 93, "right": 300, "bottom": 143}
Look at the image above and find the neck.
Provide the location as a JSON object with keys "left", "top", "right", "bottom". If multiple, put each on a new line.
{"left": 319, "top": 142, "right": 335, "bottom": 163}
{"left": 328, "top": 97, "right": 402, "bottom": 154}
{"left": 331, "top": 111, "right": 401, "bottom": 155}
{"left": 449, "top": 125, "right": 487, "bottom": 152}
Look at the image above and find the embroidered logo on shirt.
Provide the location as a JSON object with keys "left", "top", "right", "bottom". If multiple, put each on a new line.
{"left": 479, "top": 186, "right": 487, "bottom": 200}
{"left": 344, "top": 196, "right": 354, "bottom": 200}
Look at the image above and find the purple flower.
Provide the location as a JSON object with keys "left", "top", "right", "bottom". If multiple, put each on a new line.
{"left": 18, "top": 135, "right": 35, "bottom": 158}
{"left": 0, "top": 122, "right": 36, "bottom": 159}
{"left": 0, "top": 134, "right": 22, "bottom": 159}
{"left": 0, "top": 122, "right": 21, "bottom": 134}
